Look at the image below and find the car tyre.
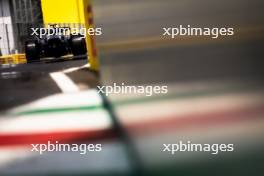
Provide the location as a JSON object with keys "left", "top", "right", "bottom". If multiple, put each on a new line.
{"left": 25, "top": 40, "right": 40, "bottom": 62}
{"left": 70, "top": 35, "right": 87, "bottom": 57}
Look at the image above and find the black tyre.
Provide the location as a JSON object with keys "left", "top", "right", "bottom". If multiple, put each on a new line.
{"left": 70, "top": 36, "right": 87, "bottom": 56}
{"left": 25, "top": 40, "right": 40, "bottom": 62}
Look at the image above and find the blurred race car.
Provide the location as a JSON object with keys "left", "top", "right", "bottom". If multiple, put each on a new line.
{"left": 25, "top": 26, "right": 87, "bottom": 62}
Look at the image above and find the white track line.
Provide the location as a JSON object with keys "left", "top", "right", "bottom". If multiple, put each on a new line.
{"left": 50, "top": 72, "right": 79, "bottom": 93}
{"left": 62, "top": 64, "right": 89, "bottom": 73}
{"left": 50, "top": 64, "right": 90, "bottom": 93}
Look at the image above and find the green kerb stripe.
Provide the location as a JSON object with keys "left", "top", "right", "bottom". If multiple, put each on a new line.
{"left": 15, "top": 105, "right": 103, "bottom": 116}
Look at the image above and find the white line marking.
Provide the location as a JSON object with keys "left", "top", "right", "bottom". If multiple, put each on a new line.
{"left": 50, "top": 72, "right": 79, "bottom": 93}
{"left": 63, "top": 64, "right": 90, "bottom": 73}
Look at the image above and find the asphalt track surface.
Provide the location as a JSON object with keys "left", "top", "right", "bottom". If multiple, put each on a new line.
{"left": 94, "top": 0, "right": 264, "bottom": 86}
{"left": 0, "top": 57, "right": 99, "bottom": 111}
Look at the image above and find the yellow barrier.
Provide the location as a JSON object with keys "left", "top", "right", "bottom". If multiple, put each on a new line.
{"left": 41, "top": 0, "right": 99, "bottom": 71}
{"left": 0, "top": 54, "right": 27, "bottom": 65}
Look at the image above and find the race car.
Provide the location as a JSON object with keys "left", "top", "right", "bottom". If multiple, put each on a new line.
{"left": 25, "top": 26, "right": 87, "bottom": 62}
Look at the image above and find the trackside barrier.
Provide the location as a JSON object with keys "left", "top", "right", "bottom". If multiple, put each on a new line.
{"left": 0, "top": 54, "right": 27, "bottom": 64}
